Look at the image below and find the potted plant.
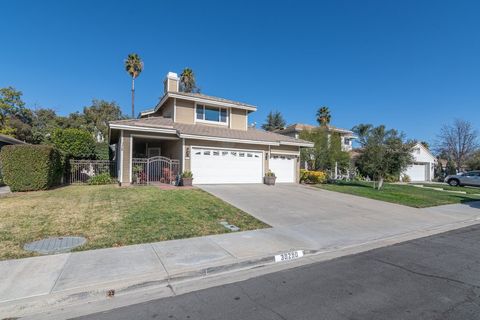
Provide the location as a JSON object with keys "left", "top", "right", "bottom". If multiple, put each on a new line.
{"left": 181, "top": 171, "right": 193, "bottom": 186}
{"left": 133, "top": 165, "right": 144, "bottom": 184}
{"left": 264, "top": 170, "right": 276, "bottom": 186}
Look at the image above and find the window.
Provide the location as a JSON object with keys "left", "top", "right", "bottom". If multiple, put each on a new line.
{"left": 196, "top": 104, "right": 228, "bottom": 124}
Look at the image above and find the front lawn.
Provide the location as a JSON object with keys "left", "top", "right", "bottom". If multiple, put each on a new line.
{"left": 315, "top": 181, "right": 480, "bottom": 208}
{"left": 0, "top": 185, "right": 268, "bottom": 260}
{"left": 413, "top": 183, "right": 480, "bottom": 195}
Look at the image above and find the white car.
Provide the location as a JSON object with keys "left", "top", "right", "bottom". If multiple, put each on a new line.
{"left": 444, "top": 171, "right": 480, "bottom": 187}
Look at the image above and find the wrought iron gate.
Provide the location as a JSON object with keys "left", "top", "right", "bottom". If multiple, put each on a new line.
{"left": 132, "top": 156, "right": 179, "bottom": 185}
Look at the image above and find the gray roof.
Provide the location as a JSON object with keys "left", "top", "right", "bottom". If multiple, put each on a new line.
{"left": 172, "top": 92, "right": 257, "bottom": 109}
{"left": 276, "top": 123, "right": 355, "bottom": 136}
{"left": 0, "top": 134, "right": 26, "bottom": 145}
{"left": 109, "top": 117, "right": 313, "bottom": 146}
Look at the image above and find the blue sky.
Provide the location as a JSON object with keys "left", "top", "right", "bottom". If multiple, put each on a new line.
{"left": 1, "top": 0, "right": 479, "bottom": 144}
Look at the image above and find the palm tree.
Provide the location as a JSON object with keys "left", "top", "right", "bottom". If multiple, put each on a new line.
{"left": 316, "top": 106, "right": 331, "bottom": 126}
{"left": 180, "top": 68, "right": 198, "bottom": 93}
{"left": 261, "top": 111, "right": 286, "bottom": 131}
{"left": 124, "top": 53, "right": 144, "bottom": 118}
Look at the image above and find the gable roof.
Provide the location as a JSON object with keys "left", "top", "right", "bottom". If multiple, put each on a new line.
{"left": 275, "top": 123, "right": 356, "bottom": 136}
{"left": 411, "top": 142, "right": 436, "bottom": 162}
{"left": 109, "top": 117, "right": 313, "bottom": 147}
{"left": 140, "top": 91, "right": 257, "bottom": 117}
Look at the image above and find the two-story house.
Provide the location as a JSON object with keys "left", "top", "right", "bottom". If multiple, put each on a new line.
{"left": 108, "top": 72, "right": 313, "bottom": 185}
{"left": 275, "top": 123, "right": 356, "bottom": 151}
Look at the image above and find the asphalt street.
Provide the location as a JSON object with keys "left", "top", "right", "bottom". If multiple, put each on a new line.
{"left": 75, "top": 224, "right": 480, "bottom": 320}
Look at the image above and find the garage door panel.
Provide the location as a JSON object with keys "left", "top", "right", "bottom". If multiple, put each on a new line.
{"left": 191, "top": 148, "right": 263, "bottom": 184}
{"left": 269, "top": 156, "right": 296, "bottom": 183}
{"left": 406, "top": 164, "right": 426, "bottom": 182}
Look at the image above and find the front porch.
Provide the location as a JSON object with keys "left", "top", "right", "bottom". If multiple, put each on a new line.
{"left": 127, "top": 135, "right": 183, "bottom": 185}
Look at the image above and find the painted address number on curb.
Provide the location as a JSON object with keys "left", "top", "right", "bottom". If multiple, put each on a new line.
{"left": 274, "top": 250, "right": 304, "bottom": 262}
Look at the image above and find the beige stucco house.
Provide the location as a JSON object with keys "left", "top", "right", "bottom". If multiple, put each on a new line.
{"left": 109, "top": 72, "right": 313, "bottom": 185}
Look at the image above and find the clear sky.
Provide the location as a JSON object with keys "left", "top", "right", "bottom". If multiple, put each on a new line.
{"left": 1, "top": 0, "right": 479, "bottom": 144}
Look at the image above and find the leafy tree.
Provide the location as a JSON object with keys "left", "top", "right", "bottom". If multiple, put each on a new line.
{"left": 83, "top": 99, "right": 124, "bottom": 142}
{"left": 353, "top": 124, "right": 413, "bottom": 189}
{"left": 466, "top": 151, "right": 480, "bottom": 170}
{"left": 445, "top": 158, "right": 457, "bottom": 175}
{"left": 261, "top": 111, "right": 286, "bottom": 132}
{"left": 124, "top": 53, "right": 144, "bottom": 118}
{"left": 179, "top": 68, "right": 199, "bottom": 93}
{"left": 420, "top": 141, "right": 430, "bottom": 150}
{"left": 434, "top": 159, "right": 445, "bottom": 181}
{"left": 0, "top": 87, "right": 33, "bottom": 141}
{"left": 31, "top": 108, "right": 62, "bottom": 143}
{"left": 316, "top": 106, "right": 331, "bottom": 126}
{"left": 435, "top": 119, "right": 478, "bottom": 171}
{"left": 299, "top": 127, "right": 350, "bottom": 172}
{"left": 51, "top": 128, "right": 96, "bottom": 159}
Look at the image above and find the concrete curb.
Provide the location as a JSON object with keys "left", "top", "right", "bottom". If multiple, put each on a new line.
{"left": 3, "top": 217, "right": 480, "bottom": 319}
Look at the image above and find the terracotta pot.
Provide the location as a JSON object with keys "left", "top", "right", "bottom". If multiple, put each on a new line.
{"left": 264, "top": 176, "right": 276, "bottom": 186}
{"left": 182, "top": 177, "right": 193, "bottom": 187}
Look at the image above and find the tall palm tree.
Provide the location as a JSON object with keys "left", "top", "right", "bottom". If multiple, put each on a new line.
{"left": 180, "top": 68, "right": 198, "bottom": 93}
{"left": 124, "top": 53, "right": 144, "bottom": 118}
{"left": 316, "top": 106, "right": 331, "bottom": 126}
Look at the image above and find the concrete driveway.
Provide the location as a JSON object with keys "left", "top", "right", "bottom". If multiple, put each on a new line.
{"left": 199, "top": 184, "right": 480, "bottom": 251}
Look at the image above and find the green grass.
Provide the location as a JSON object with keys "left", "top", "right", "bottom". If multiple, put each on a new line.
{"left": 414, "top": 183, "right": 480, "bottom": 194}
{"left": 315, "top": 181, "right": 480, "bottom": 208}
{"left": 0, "top": 185, "right": 268, "bottom": 260}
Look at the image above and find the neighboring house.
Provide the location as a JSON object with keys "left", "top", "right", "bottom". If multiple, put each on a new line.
{"left": 404, "top": 142, "right": 436, "bottom": 182}
{"left": 108, "top": 72, "right": 313, "bottom": 185}
{"left": 275, "top": 123, "right": 356, "bottom": 151}
{"left": 0, "top": 134, "right": 26, "bottom": 151}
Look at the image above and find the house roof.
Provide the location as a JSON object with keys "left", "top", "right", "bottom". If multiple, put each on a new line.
{"left": 109, "top": 117, "right": 313, "bottom": 147}
{"left": 275, "top": 123, "right": 355, "bottom": 136}
{"left": 0, "top": 134, "right": 26, "bottom": 145}
{"left": 140, "top": 92, "right": 258, "bottom": 117}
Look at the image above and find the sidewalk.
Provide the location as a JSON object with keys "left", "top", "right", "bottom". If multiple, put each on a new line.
{"left": 1, "top": 201, "right": 480, "bottom": 318}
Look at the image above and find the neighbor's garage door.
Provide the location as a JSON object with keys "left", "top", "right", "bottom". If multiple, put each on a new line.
{"left": 269, "top": 155, "right": 296, "bottom": 183}
{"left": 191, "top": 148, "right": 263, "bottom": 184}
{"left": 406, "top": 164, "right": 427, "bottom": 181}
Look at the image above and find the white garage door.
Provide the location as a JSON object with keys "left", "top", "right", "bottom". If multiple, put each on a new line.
{"left": 191, "top": 148, "right": 263, "bottom": 184}
{"left": 406, "top": 164, "right": 427, "bottom": 181}
{"left": 269, "top": 155, "right": 296, "bottom": 183}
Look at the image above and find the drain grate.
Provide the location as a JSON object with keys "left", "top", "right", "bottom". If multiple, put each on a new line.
{"left": 219, "top": 221, "right": 240, "bottom": 232}
{"left": 24, "top": 236, "right": 87, "bottom": 254}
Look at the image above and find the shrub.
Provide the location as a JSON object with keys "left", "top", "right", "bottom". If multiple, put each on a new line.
{"left": 87, "top": 172, "right": 115, "bottom": 185}
{"left": 0, "top": 144, "right": 63, "bottom": 191}
{"left": 51, "top": 128, "right": 96, "bottom": 159}
{"left": 401, "top": 174, "right": 411, "bottom": 183}
{"left": 265, "top": 170, "right": 276, "bottom": 177}
{"left": 94, "top": 142, "right": 110, "bottom": 160}
{"left": 300, "top": 169, "right": 328, "bottom": 184}
{"left": 384, "top": 174, "right": 400, "bottom": 183}
{"left": 181, "top": 171, "right": 193, "bottom": 178}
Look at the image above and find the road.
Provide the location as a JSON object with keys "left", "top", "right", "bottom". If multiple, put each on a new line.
{"left": 76, "top": 224, "right": 480, "bottom": 320}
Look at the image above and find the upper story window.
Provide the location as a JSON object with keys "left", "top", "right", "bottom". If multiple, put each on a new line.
{"left": 196, "top": 104, "right": 228, "bottom": 124}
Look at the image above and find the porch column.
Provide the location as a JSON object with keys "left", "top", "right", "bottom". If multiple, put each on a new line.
{"left": 120, "top": 131, "right": 132, "bottom": 186}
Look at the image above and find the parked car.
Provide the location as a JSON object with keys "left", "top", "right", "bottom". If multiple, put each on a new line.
{"left": 444, "top": 171, "right": 480, "bottom": 187}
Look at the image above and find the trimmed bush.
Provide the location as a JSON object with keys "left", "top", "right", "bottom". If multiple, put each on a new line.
{"left": 300, "top": 170, "right": 328, "bottom": 184}
{"left": 51, "top": 128, "right": 96, "bottom": 159}
{"left": 94, "top": 142, "right": 110, "bottom": 160}
{"left": 87, "top": 172, "right": 115, "bottom": 185}
{"left": 0, "top": 144, "right": 63, "bottom": 191}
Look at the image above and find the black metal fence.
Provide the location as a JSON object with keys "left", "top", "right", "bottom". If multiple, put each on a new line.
{"left": 69, "top": 160, "right": 117, "bottom": 184}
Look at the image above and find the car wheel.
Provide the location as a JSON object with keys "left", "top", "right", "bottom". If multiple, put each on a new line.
{"left": 448, "top": 179, "right": 459, "bottom": 187}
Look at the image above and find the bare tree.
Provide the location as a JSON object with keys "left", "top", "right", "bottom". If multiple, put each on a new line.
{"left": 436, "top": 119, "right": 478, "bottom": 171}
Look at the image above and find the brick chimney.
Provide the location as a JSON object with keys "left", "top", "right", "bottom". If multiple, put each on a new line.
{"left": 164, "top": 72, "right": 179, "bottom": 93}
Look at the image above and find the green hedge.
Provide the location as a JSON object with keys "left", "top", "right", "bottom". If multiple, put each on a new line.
{"left": 0, "top": 145, "right": 63, "bottom": 192}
